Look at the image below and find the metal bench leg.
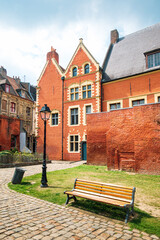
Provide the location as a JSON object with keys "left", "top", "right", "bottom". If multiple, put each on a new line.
{"left": 131, "top": 206, "right": 135, "bottom": 216}
{"left": 73, "top": 196, "right": 77, "bottom": 202}
{"left": 125, "top": 208, "right": 130, "bottom": 223}
{"left": 65, "top": 195, "right": 70, "bottom": 205}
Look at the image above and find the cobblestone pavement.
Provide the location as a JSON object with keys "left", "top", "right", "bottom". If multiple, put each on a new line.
{"left": 0, "top": 161, "right": 159, "bottom": 240}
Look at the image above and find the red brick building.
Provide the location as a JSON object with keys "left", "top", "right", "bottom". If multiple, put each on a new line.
{"left": 36, "top": 23, "right": 160, "bottom": 173}
{"left": 36, "top": 39, "right": 102, "bottom": 161}
{"left": 87, "top": 23, "right": 160, "bottom": 173}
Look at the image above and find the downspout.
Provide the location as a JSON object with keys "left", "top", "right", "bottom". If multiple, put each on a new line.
{"left": 0, "top": 90, "right": 2, "bottom": 114}
{"left": 61, "top": 76, "right": 65, "bottom": 160}
{"left": 101, "top": 79, "right": 103, "bottom": 112}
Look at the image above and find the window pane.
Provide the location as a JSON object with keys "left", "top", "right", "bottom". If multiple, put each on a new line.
{"left": 155, "top": 52, "right": 160, "bottom": 66}
{"left": 75, "top": 143, "right": 78, "bottom": 151}
{"left": 75, "top": 93, "right": 79, "bottom": 100}
{"left": 70, "top": 142, "right": 74, "bottom": 151}
{"left": 71, "top": 94, "right": 74, "bottom": 100}
{"left": 148, "top": 55, "right": 153, "bottom": 68}
{"left": 76, "top": 115, "right": 78, "bottom": 124}
{"left": 83, "top": 92, "right": 86, "bottom": 99}
{"left": 110, "top": 104, "right": 116, "bottom": 110}
{"left": 88, "top": 90, "right": 91, "bottom": 98}
{"left": 71, "top": 88, "right": 74, "bottom": 93}
{"left": 75, "top": 87, "right": 79, "bottom": 92}
{"left": 75, "top": 135, "right": 78, "bottom": 141}
{"left": 52, "top": 113, "right": 58, "bottom": 125}
{"left": 86, "top": 105, "right": 91, "bottom": 113}
{"left": 71, "top": 115, "right": 74, "bottom": 125}
{"left": 83, "top": 86, "right": 86, "bottom": 90}
{"left": 70, "top": 136, "right": 73, "bottom": 141}
{"left": 158, "top": 96, "right": 160, "bottom": 102}
{"left": 87, "top": 85, "right": 91, "bottom": 90}
{"left": 2, "top": 100, "right": 7, "bottom": 110}
{"left": 73, "top": 67, "right": 77, "bottom": 77}
{"left": 84, "top": 64, "right": 90, "bottom": 74}
{"left": 139, "top": 99, "right": 144, "bottom": 104}
{"left": 117, "top": 103, "right": 121, "bottom": 109}
{"left": 75, "top": 108, "right": 78, "bottom": 114}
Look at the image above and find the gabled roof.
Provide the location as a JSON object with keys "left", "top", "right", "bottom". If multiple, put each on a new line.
{"left": 103, "top": 22, "right": 160, "bottom": 81}
{"left": 65, "top": 38, "right": 99, "bottom": 74}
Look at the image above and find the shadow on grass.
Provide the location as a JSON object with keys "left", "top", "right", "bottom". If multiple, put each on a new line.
{"left": 70, "top": 199, "right": 152, "bottom": 223}
{"left": 17, "top": 182, "right": 32, "bottom": 186}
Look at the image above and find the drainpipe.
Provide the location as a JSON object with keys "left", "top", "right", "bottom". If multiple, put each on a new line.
{"left": 61, "top": 76, "right": 65, "bottom": 160}
{"left": 101, "top": 79, "right": 103, "bottom": 112}
{"left": 0, "top": 90, "right": 2, "bottom": 114}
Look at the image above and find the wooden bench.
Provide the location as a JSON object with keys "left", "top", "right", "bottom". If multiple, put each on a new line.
{"left": 64, "top": 179, "right": 136, "bottom": 223}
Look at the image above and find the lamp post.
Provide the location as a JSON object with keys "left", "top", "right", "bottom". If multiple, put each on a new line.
{"left": 40, "top": 104, "right": 51, "bottom": 187}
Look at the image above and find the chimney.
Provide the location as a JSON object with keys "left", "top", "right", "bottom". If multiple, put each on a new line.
{"left": 0, "top": 66, "right": 7, "bottom": 77}
{"left": 47, "top": 46, "right": 59, "bottom": 64}
{"left": 111, "top": 29, "right": 119, "bottom": 44}
{"left": 14, "top": 76, "right": 21, "bottom": 85}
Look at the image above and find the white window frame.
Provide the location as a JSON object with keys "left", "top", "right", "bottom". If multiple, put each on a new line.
{"left": 83, "top": 104, "right": 92, "bottom": 125}
{"left": 68, "top": 134, "right": 80, "bottom": 153}
{"left": 107, "top": 99, "right": 123, "bottom": 112}
{"left": 50, "top": 110, "right": 60, "bottom": 127}
{"left": 154, "top": 93, "right": 160, "bottom": 103}
{"left": 70, "top": 85, "right": 79, "bottom": 101}
{"left": 68, "top": 105, "right": 80, "bottom": 126}
{"left": 129, "top": 95, "right": 147, "bottom": 107}
{"left": 82, "top": 62, "right": 91, "bottom": 74}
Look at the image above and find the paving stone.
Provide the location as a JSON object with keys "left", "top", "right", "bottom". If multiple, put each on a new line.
{"left": 0, "top": 163, "right": 159, "bottom": 240}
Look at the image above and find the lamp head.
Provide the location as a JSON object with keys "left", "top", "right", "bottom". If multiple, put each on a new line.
{"left": 40, "top": 104, "right": 51, "bottom": 121}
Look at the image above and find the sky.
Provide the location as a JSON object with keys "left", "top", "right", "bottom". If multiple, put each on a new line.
{"left": 0, "top": 0, "right": 160, "bottom": 86}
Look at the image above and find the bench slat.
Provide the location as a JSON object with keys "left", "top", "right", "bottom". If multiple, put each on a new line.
{"left": 76, "top": 181, "right": 133, "bottom": 193}
{"left": 65, "top": 190, "right": 130, "bottom": 207}
{"left": 75, "top": 186, "right": 132, "bottom": 200}
{"left": 74, "top": 189, "right": 131, "bottom": 203}
{"left": 76, "top": 179, "right": 133, "bottom": 191}
{"left": 75, "top": 183, "right": 132, "bottom": 197}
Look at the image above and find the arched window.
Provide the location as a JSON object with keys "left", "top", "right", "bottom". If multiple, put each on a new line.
{"left": 84, "top": 64, "right": 90, "bottom": 74}
{"left": 72, "top": 67, "right": 77, "bottom": 77}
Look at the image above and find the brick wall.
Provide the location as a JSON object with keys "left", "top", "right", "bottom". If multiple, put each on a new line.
{"left": 37, "top": 58, "right": 63, "bottom": 160}
{"left": 102, "top": 70, "right": 160, "bottom": 111}
{"left": 87, "top": 103, "right": 160, "bottom": 174}
{"left": 0, "top": 115, "right": 20, "bottom": 151}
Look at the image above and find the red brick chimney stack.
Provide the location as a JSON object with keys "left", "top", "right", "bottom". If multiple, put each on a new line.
{"left": 111, "top": 29, "right": 119, "bottom": 44}
{"left": 47, "top": 46, "right": 59, "bottom": 64}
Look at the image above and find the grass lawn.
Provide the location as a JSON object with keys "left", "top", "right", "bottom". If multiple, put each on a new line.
{"left": 8, "top": 164, "right": 160, "bottom": 237}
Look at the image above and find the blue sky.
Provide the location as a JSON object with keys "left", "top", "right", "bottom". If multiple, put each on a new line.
{"left": 0, "top": 0, "right": 160, "bottom": 85}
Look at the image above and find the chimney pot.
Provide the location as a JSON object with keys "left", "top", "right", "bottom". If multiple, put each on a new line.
{"left": 111, "top": 29, "right": 119, "bottom": 44}
{"left": 47, "top": 46, "right": 59, "bottom": 63}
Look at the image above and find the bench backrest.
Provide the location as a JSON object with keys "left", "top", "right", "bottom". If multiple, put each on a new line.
{"left": 74, "top": 179, "right": 135, "bottom": 204}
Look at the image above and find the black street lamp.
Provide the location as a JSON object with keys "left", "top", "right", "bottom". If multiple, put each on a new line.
{"left": 40, "top": 104, "right": 51, "bottom": 187}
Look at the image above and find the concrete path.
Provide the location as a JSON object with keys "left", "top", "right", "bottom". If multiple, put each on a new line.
{"left": 0, "top": 161, "right": 159, "bottom": 240}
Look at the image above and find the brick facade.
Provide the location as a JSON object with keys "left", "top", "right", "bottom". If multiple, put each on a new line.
{"left": 87, "top": 103, "right": 160, "bottom": 174}
{"left": 0, "top": 115, "right": 20, "bottom": 151}
{"left": 0, "top": 68, "right": 36, "bottom": 152}
{"left": 36, "top": 40, "right": 101, "bottom": 161}
{"left": 102, "top": 70, "right": 160, "bottom": 112}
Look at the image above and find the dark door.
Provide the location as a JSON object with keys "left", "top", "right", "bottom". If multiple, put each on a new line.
{"left": 82, "top": 142, "right": 87, "bottom": 160}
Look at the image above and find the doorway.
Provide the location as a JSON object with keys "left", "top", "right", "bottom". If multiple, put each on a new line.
{"left": 82, "top": 141, "right": 87, "bottom": 160}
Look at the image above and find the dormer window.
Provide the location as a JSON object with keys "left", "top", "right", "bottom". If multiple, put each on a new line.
{"left": 5, "top": 84, "right": 10, "bottom": 93}
{"left": 72, "top": 67, "right": 77, "bottom": 77}
{"left": 84, "top": 64, "right": 90, "bottom": 74}
{"left": 146, "top": 51, "right": 160, "bottom": 68}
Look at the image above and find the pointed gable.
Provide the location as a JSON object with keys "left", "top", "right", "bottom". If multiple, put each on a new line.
{"left": 65, "top": 38, "right": 99, "bottom": 79}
